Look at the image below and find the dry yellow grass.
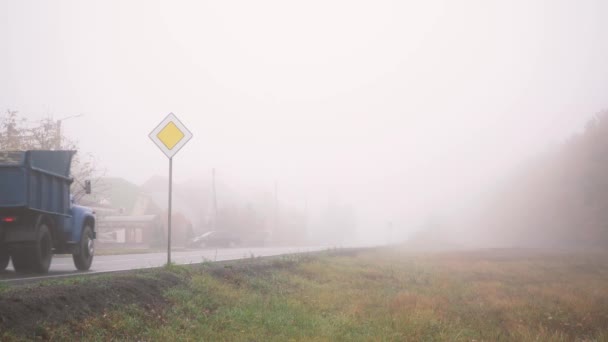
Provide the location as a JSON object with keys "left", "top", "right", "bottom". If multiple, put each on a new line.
{"left": 5, "top": 247, "right": 608, "bottom": 341}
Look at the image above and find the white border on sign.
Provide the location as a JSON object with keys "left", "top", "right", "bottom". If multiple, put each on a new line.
{"left": 149, "top": 112, "right": 193, "bottom": 158}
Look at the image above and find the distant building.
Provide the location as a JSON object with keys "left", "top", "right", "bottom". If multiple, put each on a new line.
{"left": 96, "top": 215, "right": 163, "bottom": 248}
{"left": 85, "top": 177, "right": 195, "bottom": 248}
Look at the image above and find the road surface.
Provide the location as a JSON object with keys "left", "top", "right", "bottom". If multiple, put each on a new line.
{"left": 0, "top": 245, "right": 332, "bottom": 284}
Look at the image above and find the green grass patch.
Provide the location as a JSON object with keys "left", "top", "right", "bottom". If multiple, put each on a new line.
{"left": 0, "top": 281, "right": 8, "bottom": 294}
{"left": 5, "top": 248, "right": 608, "bottom": 341}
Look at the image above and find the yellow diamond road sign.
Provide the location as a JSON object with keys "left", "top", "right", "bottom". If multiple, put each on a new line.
{"left": 149, "top": 113, "right": 192, "bottom": 158}
{"left": 157, "top": 122, "right": 185, "bottom": 150}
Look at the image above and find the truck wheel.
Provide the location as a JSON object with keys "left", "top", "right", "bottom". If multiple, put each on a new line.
{"left": 0, "top": 250, "right": 9, "bottom": 271}
{"left": 30, "top": 223, "right": 53, "bottom": 273}
{"left": 73, "top": 225, "right": 94, "bottom": 271}
{"left": 11, "top": 249, "right": 32, "bottom": 273}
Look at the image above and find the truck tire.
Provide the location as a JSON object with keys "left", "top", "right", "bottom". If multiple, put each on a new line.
{"left": 12, "top": 223, "right": 53, "bottom": 274}
{"left": 11, "top": 249, "right": 32, "bottom": 273}
{"left": 30, "top": 223, "right": 53, "bottom": 273}
{"left": 73, "top": 225, "right": 94, "bottom": 271}
{"left": 0, "top": 250, "right": 9, "bottom": 271}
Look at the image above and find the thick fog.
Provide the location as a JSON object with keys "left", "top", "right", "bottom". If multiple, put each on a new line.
{"left": 1, "top": 1, "right": 607, "bottom": 245}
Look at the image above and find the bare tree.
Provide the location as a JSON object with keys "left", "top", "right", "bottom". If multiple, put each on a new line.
{"left": 0, "top": 110, "right": 105, "bottom": 201}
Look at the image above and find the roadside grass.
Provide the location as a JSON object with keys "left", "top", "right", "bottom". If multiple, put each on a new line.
{"left": 0, "top": 282, "right": 7, "bottom": 294}
{"left": 5, "top": 248, "right": 608, "bottom": 341}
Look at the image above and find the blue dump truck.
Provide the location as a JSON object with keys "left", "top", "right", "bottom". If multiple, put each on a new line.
{"left": 0, "top": 150, "right": 96, "bottom": 274}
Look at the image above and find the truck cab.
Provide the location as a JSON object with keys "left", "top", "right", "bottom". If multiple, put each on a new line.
{"left": 0, "top": 150, "right": 96, "bottom": 273}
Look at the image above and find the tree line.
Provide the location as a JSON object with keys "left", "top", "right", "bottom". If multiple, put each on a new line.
{"left": 477, "top": 111, "right": 608, "bottom": 248}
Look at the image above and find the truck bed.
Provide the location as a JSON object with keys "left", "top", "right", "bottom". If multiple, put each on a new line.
{"left": 0, "top": 150, "right": 74, "bottom": 216}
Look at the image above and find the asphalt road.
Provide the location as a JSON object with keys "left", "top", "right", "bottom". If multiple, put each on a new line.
{"left": 0, "top": 245, "right": 332, "bottom": 284}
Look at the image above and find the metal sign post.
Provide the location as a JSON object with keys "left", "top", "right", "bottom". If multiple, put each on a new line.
{"left": 149, "top": 113, "right": 193, "bottom": 265}
{"left": 168, "top": 157, "right": 172, "bottom": 265}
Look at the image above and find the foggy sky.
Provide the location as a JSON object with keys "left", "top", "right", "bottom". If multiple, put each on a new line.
{"left": 1, "top": 1, "right": 607, "bottom": 243}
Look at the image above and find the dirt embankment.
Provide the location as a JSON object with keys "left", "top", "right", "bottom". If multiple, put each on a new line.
{"left": 0, "top": 269, "right": 184, "bottom": 337}
{"left": 0, "top": 249, "right": 358, "bottom": 339}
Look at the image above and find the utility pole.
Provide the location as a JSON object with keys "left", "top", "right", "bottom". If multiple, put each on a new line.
{"left": 212, "top": 168, "right": 218, "bottom": 230}
{"left": 274, "top": 180, "right": 278, "bottom": 233}
{"left": 55, "top": 120, "right": 62, "bottom": 149}
{"left": 55, "top": 114, "right": 83, "bottom": 149}
{"left": 386, "top": 221, "right": 394, "bottom": 246}
{"left": 303, "top": 196, "right": 309, "bottom": 238}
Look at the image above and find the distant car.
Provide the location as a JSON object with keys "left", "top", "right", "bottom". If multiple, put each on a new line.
{"left": 188, "top": 231, "right": 241, "bottom": 248}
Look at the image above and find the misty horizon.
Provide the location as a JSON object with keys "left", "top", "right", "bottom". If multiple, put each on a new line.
{"left": 2, "top": 1, "right": 607, "bottom": 244}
